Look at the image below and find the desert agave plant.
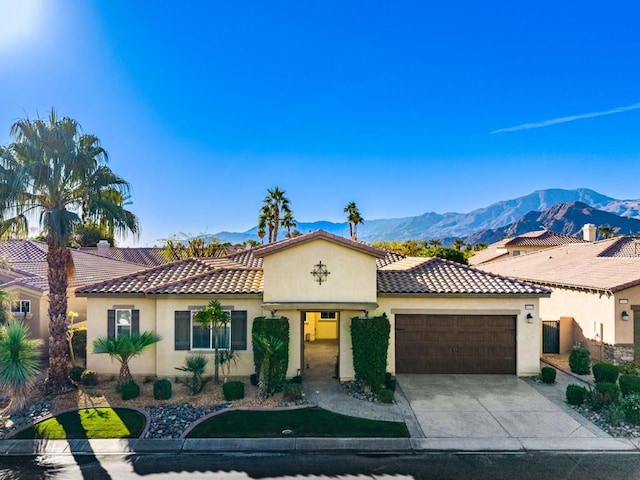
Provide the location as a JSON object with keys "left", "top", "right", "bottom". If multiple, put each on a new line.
{"left": 0, "top": 321, "right": 42, "bottom": 414}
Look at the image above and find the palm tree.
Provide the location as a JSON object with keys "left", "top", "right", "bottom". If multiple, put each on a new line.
{"left": 260, "top": 187, "right": 291, "bottom": 243}
{"left": 255, "top": 334, "right": 285, "bottom": 399}
{"left": 0, "top": 109, "right": 139, "bottom": 392}
{"left": 598, "top": 225, "right": 613, "bottom": 240}
{"left": 0, "top": 320, "right": 42, "bottom": 414}
{"left": 193, "top": 300, "right": 230, "bottom": 384}
{"left": 92, "top": 331, "right": 160, "bottom": 390}
{"left": 427, "top": 238, "right": 442, "bottom": 247}
{"left": 281, "top": 210, "right": 297, "bottom": 238}
{"left": 453, "top": 239, "right": 464, "bottom": 251}
{"left": 0, "top": 289, "right": 14, "bottom": 325}
{"left": 344, "top": 202, "right": 364, "bottom": 241}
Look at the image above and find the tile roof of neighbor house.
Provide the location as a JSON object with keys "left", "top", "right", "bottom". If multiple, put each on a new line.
{"left": 478, "top": 236, "right": 640, "bottom": 293}
{"left": 467, "top": 249, "right": 509, "bottom": 266}
{"left": 76, "top": 230, "right": 549, "bottom": 297}
{"left": 377, "top": 257, "right": 550, "bottom": 296}
{"left": 0, "top": 240, "right": 147, "bottom": 292}
{"left": 79, "top": 247, "right": 167, "bottom": 267}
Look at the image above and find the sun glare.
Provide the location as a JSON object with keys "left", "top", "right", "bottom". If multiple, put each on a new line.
{"left": 0, "top": 0, "right": 44, "bottom": 52}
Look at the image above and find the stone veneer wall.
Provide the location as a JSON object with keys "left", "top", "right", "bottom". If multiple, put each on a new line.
{"left": 603, "top": 344, "right": 635, "bottom": 364}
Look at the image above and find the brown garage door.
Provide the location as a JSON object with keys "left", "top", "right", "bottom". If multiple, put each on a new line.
{"left": 395, "top": 314, "right": 516, "bottom": 374}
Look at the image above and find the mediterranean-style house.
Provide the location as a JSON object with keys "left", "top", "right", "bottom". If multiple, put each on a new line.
{"left": 468, "top": 229, "right": 587, "bottom": 266}
{"left": 478, "top": 234, "right": 640, "bottom": 363}
{"left": 0, "top": 240, "right": 158, "bottom": 352}
{"left": 76, "top": 230, "right": 549, "bottom": 380}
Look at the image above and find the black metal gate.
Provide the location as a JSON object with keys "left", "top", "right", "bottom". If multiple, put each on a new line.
{"left": 542, "top": 320, "right": 560, "bottom": 354}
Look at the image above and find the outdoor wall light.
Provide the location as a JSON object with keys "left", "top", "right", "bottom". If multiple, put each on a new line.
{"left": 622, "top": 311, "right": 630, "bottom": 321}
{"left": 526, "top": 313, "right": 533, "bottom": 323}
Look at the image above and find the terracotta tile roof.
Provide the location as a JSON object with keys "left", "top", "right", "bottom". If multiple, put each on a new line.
{"left": 376, "top": 251, "right": 406, "bottom": 268}
{"left": 378, "top": 257, "right": 549, "bottom": 295}
{"left": 0, "top": 239, "right": 48, "bottom": 263}
{"left": 467, "top": 249, "right": 509, "bottom": 266}
{"left": 478, "top": 237, "right": 640, "bottom": 292}
{"left": 504, "top": 230, "right": 586, "bottom": 247}
{"left": 148, "top": 269, "right": 263, "bottom": 295}
{"left": 225, "top": 250, "right": 263, "bottom": 268}
{"left": 253, "top": 230, "right": 388, "bottom": 258}
{"left": 79, "top": 247, "right": 167, "bottom": 266}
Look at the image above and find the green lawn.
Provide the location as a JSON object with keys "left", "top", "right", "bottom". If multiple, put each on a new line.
{"left": 186, "top": 407, "right": 409, "bottom": 438}
{"left": 12, "top": 408, "right": 146, "bottom": 440}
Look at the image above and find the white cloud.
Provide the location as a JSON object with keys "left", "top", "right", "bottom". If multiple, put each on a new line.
{"left": 490, "top": 102, "right": 640, "bottom": 134}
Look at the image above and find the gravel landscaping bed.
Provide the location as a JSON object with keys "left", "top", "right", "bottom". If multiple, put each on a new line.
{"left": 572, "top": 404, "right": 640, "bottom": 438}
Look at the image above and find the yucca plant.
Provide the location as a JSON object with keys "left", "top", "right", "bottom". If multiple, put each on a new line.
{"left": 0, "top": 320, "right": 42, "bottom": 414}
{"left": 175, "top": 354, "right": 211, "bottom": 394}
{"left": 92, "top": 331, "right": 160, "bottom": 390}
{"left": 255, "top": 335, "right": 285, "bottom": 399}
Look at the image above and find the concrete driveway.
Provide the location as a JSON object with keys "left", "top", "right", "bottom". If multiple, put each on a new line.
{"left": 397, "top": 374, "right": 606, "bottom": 439}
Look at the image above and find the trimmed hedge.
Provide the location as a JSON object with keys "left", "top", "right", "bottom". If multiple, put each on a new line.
{"left": 223, "top": 381, "right": 245, "bottom": 401}
{"left": 592, "top": 362, "right": 619, "bottom": 384}
{"left": 282, "top": 383, "right": 303, "bottom": 402}
{"left": 153, "top": 379, "right": 172, "bottom": 400}
{"left": 566, "top": 384, "right": 589, "bottom": 405}
{"left": 351, "top": 314, "right": 390, "bottom": 393}
{"left": 540, "top": 367, "right": 556, "bottom": 384}
{"left": 252, "top": 317, "right": 289, "bottom": 393}
{"left": 569, "top": 347, "right": 591, "bottom": 375}
{"left": 121, "top": 382, "right": 140, "bottom": 401}
{"left": 593, "top": 381, "right": 620, "bottom": 406}
{"left": 620, "top": 374, "right": 640, "bottom": 397}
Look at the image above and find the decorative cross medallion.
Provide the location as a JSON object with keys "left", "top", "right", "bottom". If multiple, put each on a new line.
{"left": 310, "top": 261, "right": 330, "bottom": 285}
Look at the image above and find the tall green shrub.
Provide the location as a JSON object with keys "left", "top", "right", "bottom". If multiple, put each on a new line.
{"left": 569, "top": 347, "right": 591, "bottom": 375}
{"left": 619, "top": 374, "right": 640, "bottom": 396}
{"left": 592, "top": 362, "right": 619, "bottom": 384}
{"left": 71, "top": 327, "right": 87, "bottom": 359}
{"left": 351, "top": 314, "right": 390, "bottom": 393}
{"left": 252, "top": 317, "right": 289, "bottom": 392}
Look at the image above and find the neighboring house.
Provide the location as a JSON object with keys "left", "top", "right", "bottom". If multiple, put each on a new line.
{"left": 478, "top": 235, "right": 640, "bottom": 363}
{"left": 469, "top": 229, "right": 587, "bottom": 266}
{"left": 79, "top": 241, "right": 167, "bottom": 267}
{"left": 0, "top": 240, "right": 147, "bottom": 353}
{"left": 76, "top": 230, "right": 549, "bottom": 380}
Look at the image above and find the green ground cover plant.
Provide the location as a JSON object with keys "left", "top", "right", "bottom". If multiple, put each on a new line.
{"left": 12, "top": 407, "right": 146, "bottom": 439}
{"left": 185, "top": 407, "right": 409, "bottom": 438}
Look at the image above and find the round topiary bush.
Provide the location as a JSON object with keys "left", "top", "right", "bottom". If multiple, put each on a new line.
{"left": 566, "top": 384, "right": 589, "bottom": 405}
{"left": 619, "top": 374, "right": 640, "bottom": 396}
{"left": 540, "top": 366, "right": 556, "bottom": 384}
{"left": 80, "top": 369, "right": 98, "bottom": 386}
{"left": 223, "top": 381, "right": 245, "bottom": 401}
{"left": 378, "top": 388, "right": 394, "bottom": 404}
{"left": 282, "top": 383, "right": 302, "bottom": 402}
{"left": 569, "top": 347, "right": 591, "bottom": 375}
{"left": 621, "top": 393, "right": 640, "bottom": 424}
{"left": 594, "top": 381, "right": 620, "bottom": 405}
{"left": 121, "top": 382, "right": 141, "bottom": 401}
{"left": 592, "top": 362, "right": 619, "bottom": 384}
{"left": 153, "top": 379, "right": 172, "bottom": 400}
{"left": 69, "top": 365, "right": 85, "bottom": 383}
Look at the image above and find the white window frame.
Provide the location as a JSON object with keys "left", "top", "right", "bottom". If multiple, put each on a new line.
{"left": 115, "top": 309, "right": 132, "bottom": 339}
{"left": 11, "top": 300, "right": 30, "bottom": 315}
{"left": 190, "top": 310, "right": 231, "bottom": 350}
{"left": 320, "top": 311, "right": 337, "bottom": 320}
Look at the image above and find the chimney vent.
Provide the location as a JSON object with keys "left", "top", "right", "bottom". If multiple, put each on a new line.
{"left": 582, "top": 224, "right": 596, "bottom": 242}
{"left": 97, "top": 240, "right": 110, "bottom": 256}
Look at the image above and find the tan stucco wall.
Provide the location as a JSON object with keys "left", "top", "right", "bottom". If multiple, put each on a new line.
{"left": 377, "top": 296, "right": 542, "bottom": 377}
{"left": 86, "top": 297, "right": 158, "bottom": 375}
{"left": 261, "top": 239, "right": 378, "bottom": 303}
{"left": 539, "top": 287, "right": 615, "bottom": 346}
{"left": 4, "top": 285, "right": 46, "bottom": 351}
{"left": 614, "top": 285, "right": 640, "bottom": 345}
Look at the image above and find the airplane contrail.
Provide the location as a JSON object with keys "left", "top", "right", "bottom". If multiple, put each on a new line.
{"left": 490, "top": 102, "right": 640, "bottom": 134}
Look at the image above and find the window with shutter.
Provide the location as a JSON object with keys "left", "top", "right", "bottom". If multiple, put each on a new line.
{"left": 231, "top": 311, "right": 247, "bottom": 350}
{"left": 175, "top": 311, "right": 191, "bottom": 350}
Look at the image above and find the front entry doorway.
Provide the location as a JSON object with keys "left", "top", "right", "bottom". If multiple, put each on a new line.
{"left": 301, "top": 311, "right": 339, "bottom": 380}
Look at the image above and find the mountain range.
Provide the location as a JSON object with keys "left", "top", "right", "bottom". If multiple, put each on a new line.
{"left": 212, "top": 188, "right": 640, "bottom": 244}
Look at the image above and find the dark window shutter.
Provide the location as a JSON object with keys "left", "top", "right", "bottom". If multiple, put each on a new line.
{"left": 107, "top": 310, "right": 115, "bottom": 339}
{"left": 175, "top": 311, "right": 191, "bottom": 350}
{"left": 230, "top": 311, "right": 247, "bottom": 350}
{"left": 132, "top": 310, "right": 140, "bottom": 335}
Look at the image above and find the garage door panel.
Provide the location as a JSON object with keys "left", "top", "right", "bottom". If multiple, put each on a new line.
{"left": 395, "top": 314, "right": 516, "bottom": 374}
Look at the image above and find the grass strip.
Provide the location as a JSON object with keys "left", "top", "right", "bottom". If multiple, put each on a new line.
{"left": 186, "top": 407, "right": 409, "bottom": 438}
{"left": 12, "top": 407, "right": 146, "bottom": 439}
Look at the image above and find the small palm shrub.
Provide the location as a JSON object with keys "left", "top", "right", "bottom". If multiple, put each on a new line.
{"left": 175, "top": 354, "right": 211, "bottom": 394}
{"left": 569, "top": 347, "right": 591, "bottom": 375}
{"left": 378, "top": 388, "right": 394, "bottom": 404}
{"left": 566, "top": 384, "right": 589, "bottom": 405}
{"left": 592, "top": 362, "right": 619, "bottom": 384}
{"left": 618, "top": 360, "right": 640, "bottom": 376}
{"left": 282, "top": 383, "right": 303, "bottom": 402}
{"left": 121, "top": 382, "right": 140, "bottom": 400}
{"left": 153, "top": 379, "right": 172, "bottom": 400}
{"left": 620, "top": 393, "right": 640, "bottom": 424}
{"left": 223, "top": 381, "right": 245, "bottom": 401}
{"left": 619, "top": 374, "right": 640, "bottom": 396}
{"left": 69, "top": 366, "right": 85, "bottom": 382}
{"left": 540, "top": 367, "right": 556, "bottom": 384}
{"left": 81, "top": 370, "right": 98, "bottom": 386}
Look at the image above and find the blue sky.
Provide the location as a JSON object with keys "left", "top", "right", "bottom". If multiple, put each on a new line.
{"left": 1, "top": 1, "right": 639, "bottom": 246}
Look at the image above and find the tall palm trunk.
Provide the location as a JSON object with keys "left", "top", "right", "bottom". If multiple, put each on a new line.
{"left": 118, "top": 359, "right": 132, "bottom": 389}
{"left": 46, "top": 241, "right": 71, "bottom": 392}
